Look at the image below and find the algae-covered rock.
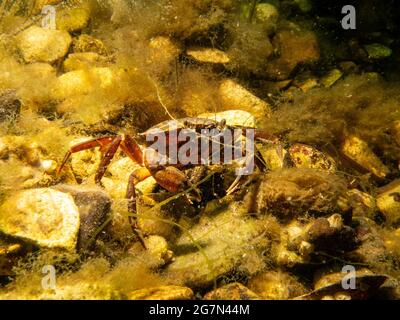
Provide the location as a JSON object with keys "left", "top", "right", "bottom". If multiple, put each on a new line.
{"left": 255, "top": 168, "right": 347, "bottom": 220}
{"left": 56, "top": 5, "right": 91, "bottom": 32}
{"left": 63, "top": 52, "right": 109, "bottom": 72}
{"left": 52, "top": 67, "right": 125, "bottom": 100}
{"left": 266, "top": 30, "right": 319, "bottom": 80}
{"left": 164, "top": 203, "right": 274, "bottom": 288}
{"left": 247, "top": 271, "right": 307, "bottom": 299}
{"left": 255, "top": 3, "right": 279, "bottom": 33}
{"left": 341, "top": 135, "right": 389, "bottom": 179}
{"left": 128, "top": 285, "right": 194, "bottom": 300}
{"left": 71, "top": 34, "right": 109, "bottom": 56}
{"left": 16, "top": 26, "right": 72, "bottom": 63}
{"left": 364, "top": 44, "right": 392, "bottom": 59}
{"left": 187, "top": 47, "right": 230, "bottom": 64}
{"left": 129, "top": 235, "right": 174, "bottom": 267}
{"left": 219, "top": 79, "right": 272, "bottom": 123}
{"left": 0, "top": 189, "right": 80, "bottom": 251}
{"left": 203, "top": 283, "right": 260, "bottom": 300}
{"left": 320, "top": 69, "right": 343, "bottom": 88}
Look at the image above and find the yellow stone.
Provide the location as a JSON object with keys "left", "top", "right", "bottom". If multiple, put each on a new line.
{"left": 128, "top": 285, "right": 194, "bottom": 300}
{"left": 187, "top": 47, "right": 230, "bottom": 64}
{"left": 219, "top": 79, "right": 272, "bottom": 122}
{"left": 341, "top": 135, "right": 389, "bottom": 179}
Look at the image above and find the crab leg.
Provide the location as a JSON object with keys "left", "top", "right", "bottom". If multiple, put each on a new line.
{"left": 56, "top": 136, "right": 116, "bottom": 176}
{"left": 126, "top": 167, "right": 152, "bottom": 249}
{"left": 94, "top": 136, "right": 122, "bottom": 184}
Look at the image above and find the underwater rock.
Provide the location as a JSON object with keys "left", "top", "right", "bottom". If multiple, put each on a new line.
{"left": 56, "top": 5, "right": 91, "bottom": 32}
{"left": 320, "top": 69, "right": 343, "bottom": 88}
{"left": 203, "top": 283, "right": 260, "bottom": 300}
{"left": 0, "top": 89, "right": 21, "bottom": 122}
{"left": 52, "top": 185, "right": 111, "bottom": 251}
{"left": 0, "top": 189, "right": 80, "bottom": 251}
{"left": 71, "top": 34, "right": 109, "bottom": 56}
{"left": 52, "top": 67, "right": 125, "bottom": 100}
{"left": 364, "top": 44, "right": 392, "bottom": 59}
{"left": 247, "top": 271, "right": 307, "bottom": 300}
{"left": 288, "top": 143, "right": 337, "bottom": 172}
{"left": 16, "top": 26, "right": 72, "bottom": 64}
{"left": 198, "top": 110, "right": 255, "bottom": 127}
{"left": 219, "top": 79, "right": 272, "bottom": 123}
{"left": 298, "top": 267, "right": 388, "bottom": 300}
{"left": 255, "top": 3, "right": 279, "bottom": 34}
{"left": 129, "top": 235, "right": 174, "bottom": 268}
{"left": 305, "top": 214, "right": 357, "bottom": 253}
{"left": 341, "top": 135, "right": 389, "bottom": 179}
{"left": 187, "top": 47, "right": 230, "bottom": 64}
{"left": 376, "top": 179, "right": 400, "bottom": 225}
{"left": 63, "top": 52, "right": 110, "bottom": 72}
{"left": 128, "top": 285, "right": 194, "bottom": 300}
{"left": 164, "top": 203, "right": 274, "bottom": 288}
{"left": 255, "top": 168, "right": 347, "bottom": 220}
{"left": 266, "top": 29, "right": 319, "bottom": 80}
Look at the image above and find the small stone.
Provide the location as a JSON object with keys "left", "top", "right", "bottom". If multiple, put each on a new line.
{"left": 0, "top": 189, "right": 80, "bottom": 251}
{"left": 198, "top": 110, "right": 255, "bottom": 127}
{"left": 203, "top": 283, "right": 260, "bottom": 300}
{"left": 56, "top": 6, "right": 91, "bottom": 32}
{"left": 364, "top": 43, "right": 392, "bottom": 59}
{"left": 296, "top": 78, "right": 319, "bottom": 92}
{"left": 128, "top": 285, "right": 194, "bottom": 300}
{"left": 247, "top": 271, "right": 307, "bottom": 299}
{"left": 52, "top": 67, "right": 125, "bottom": 100}
{"left": 0, "top": 89, "right": 21, "bottom": 122}
{"left": 16, "top": 26, "right": 72, "bottom": 63}
{"left": 187, "top": 47, "right": 230, "bottom": 64}
{"left": 320, "top": 69, "right": 343, "bottom": 88}
{"left": 219, "top": 79, "right": 272, "bottom": 123}
{"left": 376, "top": 180, "right": 400, "bottom": 225}
{"left": 255, "top": 3, "right": 279, "bottom": 29}
{"left": 63, "top": 52, "right": 109, "bottom": 72}
{"left": 288, "top": 143, "right": 337, "bottom": 172}
{"left": 341, "top": 135, "right": 389, "bottom": 179}
{"left": 53, "top": 184, "right": 111, "bottom": 251}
